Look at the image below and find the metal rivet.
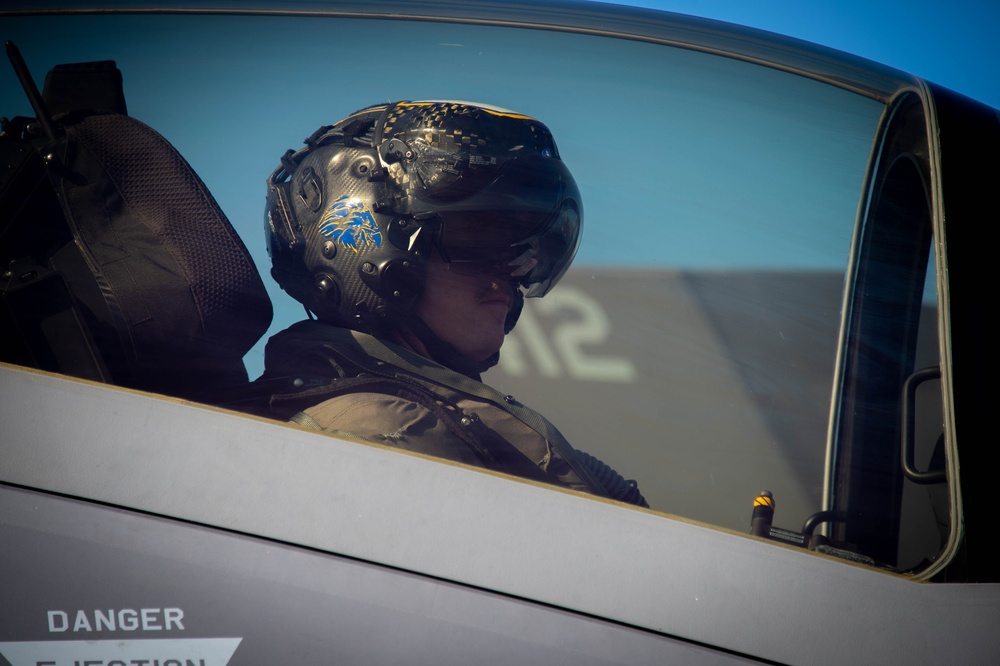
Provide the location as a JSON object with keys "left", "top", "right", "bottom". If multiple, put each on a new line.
{"left": 362, "top": 262, "right": 376, "bottom": 274}
{"left": 322, "top": 240, "right": 336, "bottom": 259}
{"left": 504, "top": 395, "right": 516, "bottom": 404}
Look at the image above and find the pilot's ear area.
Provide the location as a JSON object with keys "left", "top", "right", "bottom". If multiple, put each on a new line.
{"left": 42, "top": 60, "right": 128, "bottom": 117}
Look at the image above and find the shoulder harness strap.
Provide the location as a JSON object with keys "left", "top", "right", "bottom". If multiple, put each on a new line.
{"left": 265, "top": 373, "right": 557, "bottom": 485}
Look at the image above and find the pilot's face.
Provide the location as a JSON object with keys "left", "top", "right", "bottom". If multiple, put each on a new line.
{"left": 417, "top": 253, "right": 514, "bottom": 362}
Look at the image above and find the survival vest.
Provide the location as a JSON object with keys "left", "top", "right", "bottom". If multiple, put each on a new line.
{"left": 234, "top": 321, "right": 648, "bottom": 506}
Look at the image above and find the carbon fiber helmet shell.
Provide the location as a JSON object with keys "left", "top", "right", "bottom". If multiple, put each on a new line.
{"left": 266, "top": 138, "right": 427, "bottom": 331}
{"left": 265, "top": 101, "right": 582, "bottom": 336}
{"left": 377, "top": 101, "right": 582, "bottom": 299}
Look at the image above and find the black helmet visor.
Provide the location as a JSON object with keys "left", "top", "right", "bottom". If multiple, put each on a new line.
{"left": 426, "top": 155, "right": 582, "bottom": 297}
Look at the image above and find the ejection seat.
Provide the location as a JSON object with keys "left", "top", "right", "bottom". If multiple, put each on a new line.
{"left": 1, "top": 44, "right": 273, "bottom": 401}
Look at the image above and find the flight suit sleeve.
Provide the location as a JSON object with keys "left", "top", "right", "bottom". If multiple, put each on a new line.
{"left": 297, "top": 392, "right": 486, "bottom": 467}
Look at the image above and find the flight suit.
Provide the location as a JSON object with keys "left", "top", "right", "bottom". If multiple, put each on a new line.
{"left": 259, "top": 320, "right": 646, "bottom": 504}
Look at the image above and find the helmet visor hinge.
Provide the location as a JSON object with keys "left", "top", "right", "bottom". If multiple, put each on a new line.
{"left": 380, "top": 138, "right": 412, "bottom": 164}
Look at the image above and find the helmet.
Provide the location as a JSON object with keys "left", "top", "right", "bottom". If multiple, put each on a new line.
{"left": 265, "top": 101, "right": 582, "bottom": 347}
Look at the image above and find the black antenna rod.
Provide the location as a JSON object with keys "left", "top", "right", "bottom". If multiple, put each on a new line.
{"left": 5, "top": 40, "right": 58, "bottom": 143}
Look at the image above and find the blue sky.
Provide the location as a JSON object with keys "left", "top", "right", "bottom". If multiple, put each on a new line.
{"left": 3, "top": 3, "right": 995, "bottom": 378}
{"left": 597, "top": 0, "right": 999, "bottom": 110}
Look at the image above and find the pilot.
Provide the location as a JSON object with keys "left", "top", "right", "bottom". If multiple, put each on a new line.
{"left": 259, "top": 100, "right": 646, "bottom": 506}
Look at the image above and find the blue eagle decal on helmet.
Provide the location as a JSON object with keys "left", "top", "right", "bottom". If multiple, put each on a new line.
{"left": 318, "top": 195, "right": 383, "bottom": 252}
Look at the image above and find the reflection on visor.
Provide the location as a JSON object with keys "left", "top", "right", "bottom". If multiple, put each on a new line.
{"left": 438, "top": 204, "right": 580, "bottom": 297}
{"left": 509, "top": 248, "right": 540, "bottom": 278}
{"left": 444, "top": 247, "right": 538, "bottom": 279}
